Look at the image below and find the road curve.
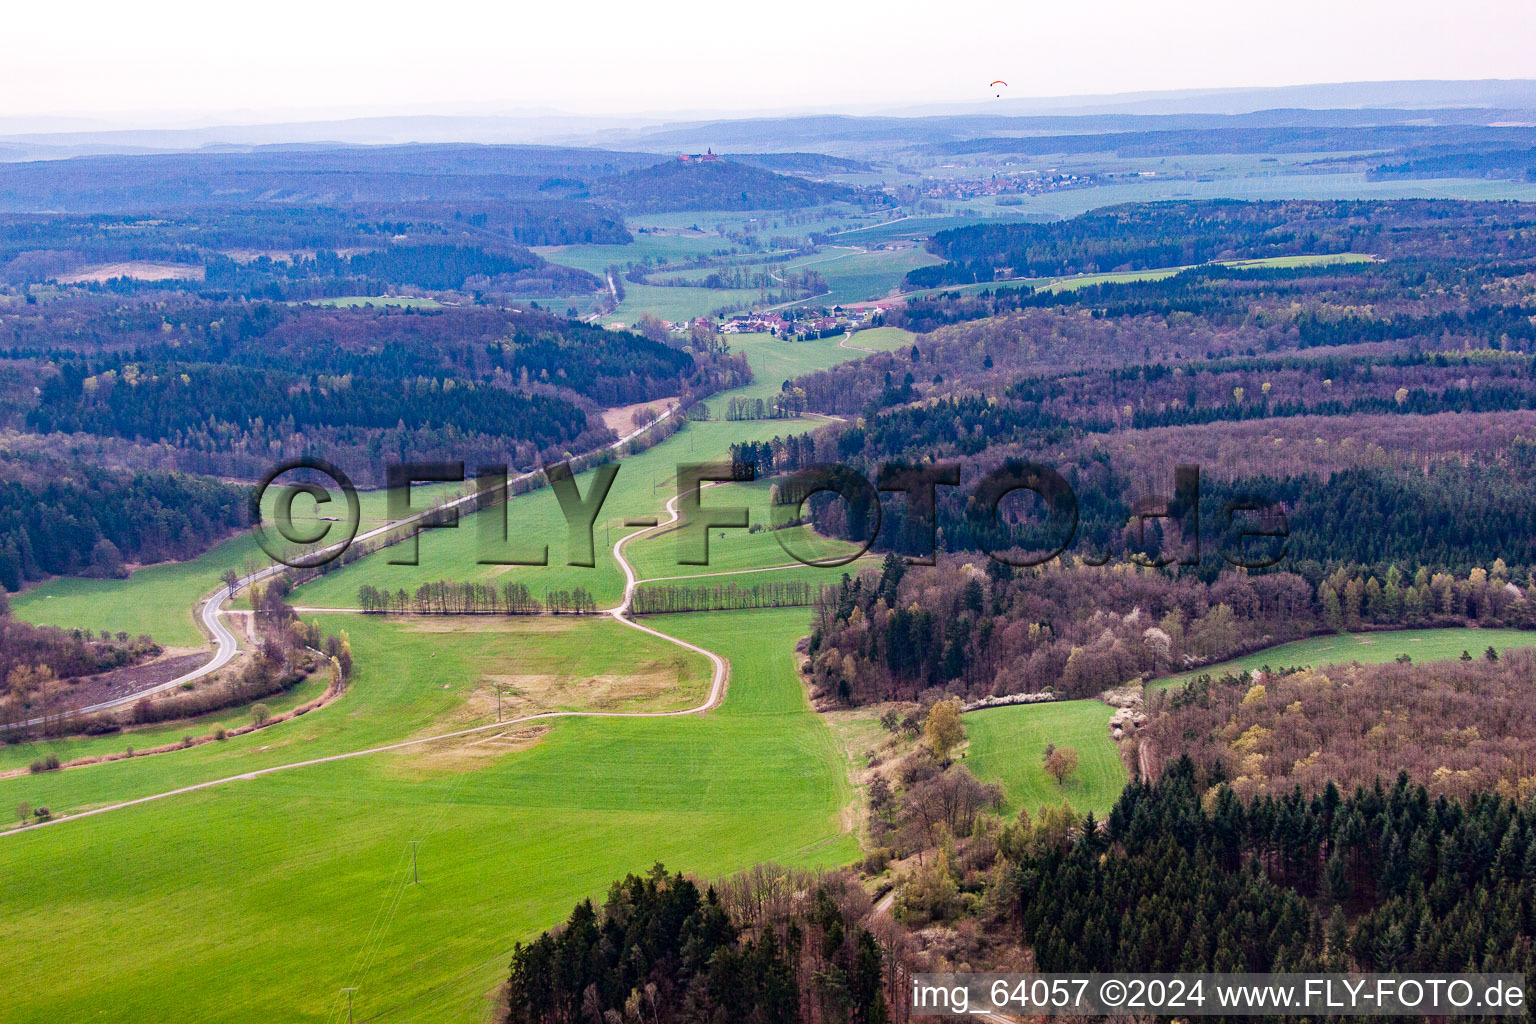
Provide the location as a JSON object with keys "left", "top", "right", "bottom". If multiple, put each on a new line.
{"left": 23, "top": 404, "right": 683, "bottom": 730}
{"left": 4, "top": 461, "right": 733, "bottom": 837}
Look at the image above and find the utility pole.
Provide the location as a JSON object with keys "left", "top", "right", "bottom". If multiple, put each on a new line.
{"left": 342, "top": 987, "right": 357, "bottom": 1024}
{"left": 408, "top": 840, "right": 421, "bottom": 884}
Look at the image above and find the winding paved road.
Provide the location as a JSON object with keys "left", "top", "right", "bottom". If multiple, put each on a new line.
{"left": 5, "top": 443, "right": 734, "bottom": 836}
{"left": 22, "top": 406, "right": 682, "bottom": 731}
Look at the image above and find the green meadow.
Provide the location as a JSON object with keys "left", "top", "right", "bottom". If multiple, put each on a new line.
{"left": 1149, "top": 627, "right": 1536, "bottom": 692}
{"left": 964, "top": 699, "right": 1128, "bottom": 817}
{"left": 11, "top": 483, "right": 463, "bottom": 646}
{"left": 290, "top": 417, "right": 836, "bottom": 611}
{"left": 847, "top": 326, "right": 917, "bottom": 351}
{"left": 777, "top": 245, "right": 943, "bottom": 307}
{"left": 0, "top": 321, "right": 886, "bottom": 1024}
{"left": 293, "top": 330, "right": 869, "bottom": 610}
{"left": 697, "top": 331, "right": 860, "bottom": 413}
{"left": 0, "top": 614, "right": 710, "bottom": 810}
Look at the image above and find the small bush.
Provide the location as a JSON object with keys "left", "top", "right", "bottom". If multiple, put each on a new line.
{"left": 213, "top": 727, "right": 227, "bottom": 741}
{"left": 861, "top": 848, "right": 894, "bottom": 875}
{"left": 28, "top": 755, "right": 61, "bottom": 774}
{"left": 32, "top": 806, "right": 51, "bottom": 822}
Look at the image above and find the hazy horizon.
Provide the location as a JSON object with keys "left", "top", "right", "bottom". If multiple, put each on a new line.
{"left": 6, "top": 0, "right": 1534, "bottom": 128}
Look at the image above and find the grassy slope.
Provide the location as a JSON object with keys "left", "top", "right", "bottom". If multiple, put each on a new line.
{"left": 848, "top": 326, "right": 917, "bottom": 351}
{"left": 626, "top": 478, "right": 861, "bottom": 583}
{"left": 964, "top": 700, "right": 1128, "bottom": 818}
{"left": 11, "top": 531, "right": 262, "bottom": 647}
{"left": 698, "top": 331, "right": 860, "bottom": 412}
{"left": 0, "top": 615, "right": 709, "bottom": 800}
{"left": 0, "top": 608, "right": 854, "bottom": 1024}
{"left": 1150, "top": 627, "right": 1536, "bottom": 692}
{"left": 296, "top": 332, "right": 867, "bottom": 610}
{"left": 780, "top": 246, "right": 943, "bottom": 307}
{"left": 289, "top": 419, "right": 839, "bottom": 611}
{"left": 11, "top": 483, "right": 462, "bottom": 646}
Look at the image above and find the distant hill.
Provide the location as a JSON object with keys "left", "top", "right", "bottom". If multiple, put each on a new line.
{"left": 726, "top": 152, "right": 873, "bottom": 174}
{"left": 590, "top": 158, "right": 875, "bottom": 212}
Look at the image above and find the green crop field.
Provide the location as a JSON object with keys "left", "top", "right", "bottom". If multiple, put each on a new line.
{"left": 0, "top": 607, "right": 856, "bottom": 1024}
{"left": 0, "top": 615, "right": 708, "bottom": 778}
{"left": 625, "top": 477, "right": 862, "bottom": 583}
{"left": 608, "top": 282, "right": 767, "bottom": 324}
{"left": 964, "top": 699, "right": 1128, "bottom": 817}
{"left": 1149, "top": 627, "right": 1536, "bottom": 692}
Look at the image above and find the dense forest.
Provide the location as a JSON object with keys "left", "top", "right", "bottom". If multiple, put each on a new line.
{"left": 1008, "top": 760, "right": 1536, "bottom": 977}
{"left": 591, "top": 159, "right": 875, "bottom": 213}
{"left": 506, "top": 865, "right": 892, "bottom": 1024}
{"left": 29, "top": 361, "right": 595, "bottom": 449}
{"left": 0, "top": 461, "right": 246, "bottom": 590}
{"left": 905, "top": 199, "right": 1536, "bottom": 286}
{"left": 1146, "top": 649, "right": 1536, "bottom": 800}
{"left": 0, "top": 295, "right": 744, "bottom": 487}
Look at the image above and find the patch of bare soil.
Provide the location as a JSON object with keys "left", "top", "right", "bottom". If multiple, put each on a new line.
{"left": 62, "top": 648, "right": 212, "bottom": 710}
{"left": 384, "top": 723, "right": 552, "bottom": 778}
{"left": 601, "top": 396, "right": 676, "bottom": 435}
{"left": 479, "top": 662, "right": 698, "bottom": 718}
{"left": 56, "top": 261, "right": 205, "bottom": 284}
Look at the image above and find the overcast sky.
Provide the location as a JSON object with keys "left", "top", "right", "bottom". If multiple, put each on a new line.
{"left": 5, "top": 0, "right": 1534, "bottom": 126}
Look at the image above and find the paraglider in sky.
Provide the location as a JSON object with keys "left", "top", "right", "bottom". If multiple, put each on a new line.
{"left": 990, "top": 79, "right": 1007, "bottom": 98}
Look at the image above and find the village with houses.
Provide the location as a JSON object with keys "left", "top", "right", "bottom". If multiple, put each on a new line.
{"left": 604, "top": 302, "right": 885, "bottom": 340}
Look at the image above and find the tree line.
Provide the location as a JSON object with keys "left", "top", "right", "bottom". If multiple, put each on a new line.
{"left": 356, "top": 581, "right": 596, "bottom": 615}
{"left": 807, "top": 553, "right": 1536, "bottom": 705}
{"left": 631, "top": 580, "right": 814, "bottom": 615}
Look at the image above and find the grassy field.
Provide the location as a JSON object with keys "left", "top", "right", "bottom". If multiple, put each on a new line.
{"left": 289, "top": 417, "right": 838, "bottom": 612}
{"left": 11, "top": 483, "right": 463, "bottom": 646}
{"left": 608, "top": 282, "right": 767, "bottom": 325}
{"left": 1149, "top": 627, "right": 1536, "bottom": 692}
{"left": 298, "top": 295, "right": 443, "bottom": 309}
{"left": 0, "top": 321, "right": 884, "bottom": 1023}
{"left": 697, "top": 331, "right": 860, "bottom": 413}
{"left": 964, "top": 700, "right": 1127, "bottom": 817}
{"left": 0, "top": 672, "right": 331, "bottom": 773}
{"left": 847, "top": 326, "right": 917, "bottom": 351}
{"left": 0, "top": 608, "right": 856, "bottom": 1024}
{"left": 11, "top": 531, "right": 264, "bottom": 647}
{"left": 0, "top": 614, "right": 713, "bottom": 807}
{"left": 778, "top": 246, "right": 943, "bottom": 307}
